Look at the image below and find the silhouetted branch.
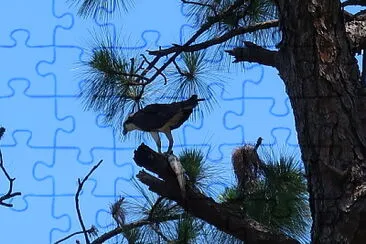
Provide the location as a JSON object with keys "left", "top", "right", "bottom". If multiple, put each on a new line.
{"left": 91, "top": 214, "right": 182, "bottom": 243}
{"left": 181, "top": 0, "right": 217, "bottom": 15}
{"left": 0, "top": 127, "right": 21, "bottom": 208}
{"left": 133, "top": 0, "right": 248, "bottom": 85}
{"left": 149, "top": 223, "right": 172, "bottom": 242}
{"left": 148, "top": 20, "right": 279, "bottom": 56}
{"left": 54, "top": 226, "right": 97, "bottom": 244}
{"left": 75, "top": 160, "right": 103, "bottom": 244}
{"left": 226, "top": 41, "right": 279, "bottom": 67}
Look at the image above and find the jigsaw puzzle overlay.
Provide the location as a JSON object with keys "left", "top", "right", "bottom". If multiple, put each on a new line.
{"left": 0, "top": 1, "right": 299, "bottom": 243}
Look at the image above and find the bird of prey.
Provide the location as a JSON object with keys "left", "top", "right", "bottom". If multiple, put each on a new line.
{"left": 122, "top": 95, "right": 204, "bottom": 153}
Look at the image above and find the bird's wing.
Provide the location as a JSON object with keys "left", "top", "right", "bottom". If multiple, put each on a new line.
{"left": 130, "top": 104, "right": 180, "bottom": 130}
{"left": 129, "top": 96, "right": 202, "bottom": 131}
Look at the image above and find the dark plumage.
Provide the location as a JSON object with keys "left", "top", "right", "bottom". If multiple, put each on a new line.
{"left": 123, "top": 95, "right": 204, "bottom": 153}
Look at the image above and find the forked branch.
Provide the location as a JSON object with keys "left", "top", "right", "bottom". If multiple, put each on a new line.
{"left": 0, "top": 127, "right": 21, "bottom": 208}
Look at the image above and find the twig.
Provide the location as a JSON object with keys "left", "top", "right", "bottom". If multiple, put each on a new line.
{"left": 148, "top": 196, "right": 164, "bottom": 221}
{"left": 172, "top": 59, "right": 185, "bottom": 76}
{"left": 135, "top": 59, "right": 145, "bottom": 73}
{"left": 54, "top": 226, "right": 98, "bottom": 244}
{"left": 75, "top": 160, "right": 103, "bottom": 244}
{"left": 114, "top": 71, "right": 150, "bottom": 84}
{"left": 0, "top": 127, "right": 21, "bottom": 208}
{"left": 181, "top": 0, "right": 218, "bottom": 15}
{"left": 54, "top": 230, "right": 84, "bottom": 244}
{"left": 91, "top": 214, "right": 183, "bottom": 244}
{"left": 137, "top": 0, "right": 246, "bottom": 85}
{"left": 55, "top": 229, "right": 86, "bottom": 244}
{"left": 141, "top": 54, "right": 168, "bottom": 84}
{"left": 149, "top": 223, "right": 172, "bottom": 242}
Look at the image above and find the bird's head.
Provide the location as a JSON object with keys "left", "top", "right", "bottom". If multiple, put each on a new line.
{"left": 122, "top": 117, "right": 133, "bottom": 136}
{"left": 122, "top": 114, "right": 136, "bottom": 135}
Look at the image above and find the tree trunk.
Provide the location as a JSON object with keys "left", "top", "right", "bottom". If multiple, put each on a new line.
{"left": 276, "top": 0, "right": 366, "bottom": 243}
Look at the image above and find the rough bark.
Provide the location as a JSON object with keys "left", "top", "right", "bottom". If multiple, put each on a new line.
{"left": 275, "top": 0, "right": 366, "bottom": 243}
{"left": 133, "top": 144, "right": 300, "bottom": 244}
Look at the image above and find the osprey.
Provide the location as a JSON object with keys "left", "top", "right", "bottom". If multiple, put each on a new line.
{"left": 122, "top": 95, "right": 204, "bottom": 153}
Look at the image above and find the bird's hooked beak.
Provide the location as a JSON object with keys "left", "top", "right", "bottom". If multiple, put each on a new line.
{"left": 122, "top": 122, "right": 127, "bottom": 136}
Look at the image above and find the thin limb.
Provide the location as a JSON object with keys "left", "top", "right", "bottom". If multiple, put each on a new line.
{"left": 149, "top": 223, "right": 172, "bottom": 242}
{"left": 181, "top": 0, "right": 217, "bottom": 15}
{"left": 0, "top": 127, "right": 21, "bottom": 207}
{"left": 150, "top": 132, "right": 162, "bottom": 153}
{"left": 75, "top": 160, "right": 103, "bottom": 244}
{"left": 141, "top": 54, "right": 168, "bottom": 84}
{"left": 55, "top": 226, "right": 98, "bottom": 244}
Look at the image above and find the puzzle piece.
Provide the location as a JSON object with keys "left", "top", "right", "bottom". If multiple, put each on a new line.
{"left": 243, "top": 66, "right": 290, "bottom": 116}
{"left": 50, "top": 182, "right": 116, "bottom": 243}
{"left": 0, "top": 31, "right": 55, "bottom": 96}
{"left": 0, "top": 79, "right": 73, "bottom": 147}
{"left": 37, "top": 46, "right": 85, "bottom": 97}
{"left": 224, "top": 98, "right": 296, "bottom": 149}
{"left": 51, "top": 178, "right": 144, "bottom": 243}
{"left": 33, "top": 142, "right": 134, "bottom": 196}
{"left": 223, "top": 64, "right": 296, "bottom": 151}
{"left": 270, "top": 127, "right": 300, "bottom": 148}
{"left": 0, "top": 131, "right": 56, "bottom": 196}
{"left": 110, "top": 0, "right": 185, "bottom": 46}
{"left": 53, "top": 0, "right": 118, "bottom": 47}
{"left": 0, "top": 0, "right": 72, "bottom": 46}
{"left": 55, "top": 97, "right": 115, "bottom": 162}
{"left": 0, "top": 195, "right": 70, "bottom": 244}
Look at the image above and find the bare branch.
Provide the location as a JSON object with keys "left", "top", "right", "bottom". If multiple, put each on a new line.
{"left": 0, "top": 127, "right": 21, "bottom": 208}
{"left": 136, "top": 0, "right": 248, "bottom": 85}
{"left": 148, "top": 20, "right": 279, "bottom": 56}
{"left": 54, "top": 226, "right": 97, "bottom": 244}
{"left": 91, "top": 215, "right": 182, "bottom": 244}
{"left": 172, "top": 59, "right": 185, "bottom": 76}
{"left": 141, "top": 54, "right": 168, "bottom": 84}
{"left": 225, "top": 41, "right": 279, "bottom": 67}
{"left": 149, "top": 223, "right": 172, "bottom": 242}
{"left": 75, "top": 160, "right": 103, "bottom": 244}
{"left": 133, "top": 144, "right": 300, "bottom": 244}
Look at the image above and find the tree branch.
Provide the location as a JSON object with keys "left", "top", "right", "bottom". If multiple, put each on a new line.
{"left": 133, "top": 144, "right": 300, "bottom": 244}
{"left": 135, "top": 0, "right": 249, "bottom": 85}
{"left": 54, "top": 226, "right": 97, "bottom": 244}
{"left": 91, "top": 214, "right": 182, "bottom": 243}
{"left": 181, "top": 0, "right": 218, "bottom": 15}
{"left": 148, "top": 20, "right": 279, "bottom": 56}
{"left": 75, "top": 160, "right": 103, "bottom": 244}
{"left": 225, "top": 41, "right": 279, "bottom": 67}
{"left": 0, "top": 127, "right": 21, "bottom": 208}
